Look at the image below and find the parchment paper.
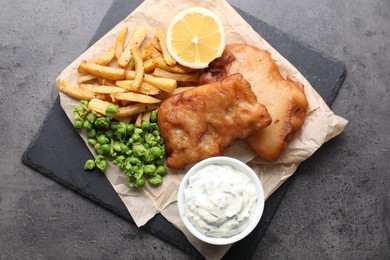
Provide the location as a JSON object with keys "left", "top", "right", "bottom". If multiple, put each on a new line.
{"left": 56, "top": 0, "right": 348, "bottom": 259}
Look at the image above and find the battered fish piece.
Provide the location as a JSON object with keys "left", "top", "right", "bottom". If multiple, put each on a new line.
{"left": 158, "top": 73, "right": 271, "bottom": 169}
{"left": 200, "top": 44, "right": 308, "bottom": 161}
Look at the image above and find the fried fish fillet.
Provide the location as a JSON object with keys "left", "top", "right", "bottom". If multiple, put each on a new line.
{"left": 158, "top": 73, "right": 271, "bottom": 169}
{"left": 200, "top": 43, "right": 308, "bottom": 161}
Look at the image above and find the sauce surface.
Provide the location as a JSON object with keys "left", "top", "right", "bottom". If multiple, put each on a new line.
{"left": 184, "top": 164, "right": 258, "bottom": 238}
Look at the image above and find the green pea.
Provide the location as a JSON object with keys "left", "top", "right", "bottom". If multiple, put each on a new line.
{"left": 101, "top": 144, "right": 111, "bottom": 155}
{"left": 112, "top": 141, "right": 122, "bottom": 152}
{"left": 110, "top": 121, "right": 118, "bottom": 131}
{"left": 117, "top": 122, "right": 127, "bottom": 135}
{"left": 122, "top": 161, "right": 131, "bottom": 170}
{"left": 156, "top": 165, "right": 167, "bottom": 176}
{"left": 134, "top": 128, "right": 143, "bottom": 135}
{"left": 105, "top": 129, "right": 113, "bottom": 139}
{"left": 86, "top": 111, "right": 97, "bottom": 123}
{"left": 88, "top": 139, "right": 97, "bottom": 146}
{"left": 151, "top": 123, "right": 159, "bottom": 132}
{"left": 141, "top": 121, "right": 151, "bottom": 131}
{"left": 95, "top": 155, "right": 107, "bottom": 172}
{"left": 144, "top": 164, "right": 156, "bottom": 174}
{"left": 150, "top": 111, "right": 157, "bottom": 123}
{"left": 150, "top": 146, "right": 163, "bottom": 158}
{"left": 87, "top": 129, "right": 96, "bottom": 138}
{"left": 128, "top": 157, "right": 140, "bottom": 165}
{"left": 80, "top": 100, "right": 89, "bottom": 107}
{"left": 94, "top": 116, "right": 110, "bottom": 129}
{"left": 94, "top": 143, "right": 101, "bottom": 151}
{"left": 136, "top": 177, "right": 145, "bottom": 187}
{"left": 105, "top": 105, "right": 119, "bottom": 119}
{"left": 74, "top": 119, "right": 83, "bottom": 129}
{"left": 97, "top": 134, "right": 109, "bottom": 144}
{"left": 114, "top": 155, "right": 125, "bottom": 165}
{"left": 148, "top": 174, "right": 163, "bottom": 186}
{"left": 83, "top": 120, "right": 92, "bottom": 130}
{"left": 127, "top": 179, "right": 136, "bottom": 188}
{"left": 155, "top": 158, "right": 164, "bottom": 166}
{"left": 124, "top": 163, "right": 132, "bottom": 173}
{"left": 132, "top": 165, "right": 141, "bottom": 174}
{"left": 126, "top": 124, "right": 135, "bottom": 134}
{"left": 84, "top": 159, "right": 95, "bottom": 170}
{"left": 131, "top": 133, "right": 140, "bottom": 142}
{"left": 73, "top": 106, "right": 85, "bottom": 117}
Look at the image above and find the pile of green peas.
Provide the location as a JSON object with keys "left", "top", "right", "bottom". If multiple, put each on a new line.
{"left": 73, "top": 100, "right": 167, "bottom": 188}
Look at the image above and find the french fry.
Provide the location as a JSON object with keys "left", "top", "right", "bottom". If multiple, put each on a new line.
{"left": 115, "top": 27, "right": 128, "bottom": 59}
{"left": 97, "top": 77, "right": 116, "bottom": 86}
{"left": 78, "top": 74, "right": 97, "bottom": 84}
{"left": 135, "top": 113, "right": 143, "bottom": 127}
{"left": 115, "top": 117, "right": 132, "bottom": 123}
{"left": 171, "top": 86, "right": 196, "bottom": 95}
{"left": 78, "top": 61, "right": 126, "bottom": 80}
{"left": 92, "top": 48, "right": 115, "bottom": 66}
{"left": 115, "top": 80, "right": 161, "bottom": 95}
{"left": 130, "top": 46, "right": 144, "bottom": 89}
{"left": 143, "top": 58, "right": 155, "bottom": 73}
{"left": 88, "top": 98, "right": 116, "bottom": 116}
{"left": 110, "top": 92, "right": 162, "bottom": 104}
{"left": 57, "top": 79, "right": 106, "bottom": 101}
{"left": 152, "top": 68, "right": 199, "bottom": 83}
{"left": 126, "top": 70, "right": 177, "bottom": 93}
{"left": 150, "top": 36, "right": 162, "bottom": 52}
{"left": 117, "top": 26, "right": 148, "bottom": 67}
{"left": 151, "top": 56, "right": 193, "bottom": 74}
{"left": 141, "top": 44, "right": 162, "bottom": 60}
{"left": 115, "top": 103, "right": 159, "bottom": 118}
{"left": 80, "top": 84, "right": 127, "bottom": 94}
{"left": 155, "top": 29, "right": 176, "bottom": 66}
{"left": 120, "top": 100, "right": 132, "bottom": 107}
{"left": 142, "top": 111, "right": 152, "bottom": 122}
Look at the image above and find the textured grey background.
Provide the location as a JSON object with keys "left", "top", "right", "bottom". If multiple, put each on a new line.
{"left": 1, "top": 0, "right": 389, "bottom": 259}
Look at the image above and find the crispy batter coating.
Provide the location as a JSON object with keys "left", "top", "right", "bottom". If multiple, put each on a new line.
{"left": 158, "top": 73, "right": 271, "bottom": 169}
{"left": 200, "top": 44, "right": 308, "bottom": 161}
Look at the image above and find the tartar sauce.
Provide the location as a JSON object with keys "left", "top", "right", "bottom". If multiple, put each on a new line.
{"left": 184, "top": 164, "right": 258, "bottom": 238}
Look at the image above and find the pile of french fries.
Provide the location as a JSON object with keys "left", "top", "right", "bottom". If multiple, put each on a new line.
{"left": 57, "top": 26, "right": 200, "bottom": 126}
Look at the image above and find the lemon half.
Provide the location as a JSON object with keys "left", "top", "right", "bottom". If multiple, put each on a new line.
{"left": 166, "top": 7, "right": 226, "bottom": 69}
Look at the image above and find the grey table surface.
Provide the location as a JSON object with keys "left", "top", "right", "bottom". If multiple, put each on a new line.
{"left": 1, "top": 0, "right": 389, "bottom": 259}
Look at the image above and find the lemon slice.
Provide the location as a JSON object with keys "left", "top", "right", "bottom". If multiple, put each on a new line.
{"left": 166, "top": 7, "right": 226, "bottom": 69}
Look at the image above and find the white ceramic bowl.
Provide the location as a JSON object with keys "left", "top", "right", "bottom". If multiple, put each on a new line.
{"left": 177, "top": 156, "right": 265, "bottom": 245}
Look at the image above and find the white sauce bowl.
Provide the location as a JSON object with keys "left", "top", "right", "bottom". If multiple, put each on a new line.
{"left": 177, "top": 156, "right": 265, "bottom": 245}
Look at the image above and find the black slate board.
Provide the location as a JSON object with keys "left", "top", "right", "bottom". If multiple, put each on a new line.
{"left": 22, "top": 1, "right": 346, "bottom": 259}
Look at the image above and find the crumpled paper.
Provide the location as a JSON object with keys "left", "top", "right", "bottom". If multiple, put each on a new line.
{"left": 56, "top": 0, "right": 348, "bottom": 259}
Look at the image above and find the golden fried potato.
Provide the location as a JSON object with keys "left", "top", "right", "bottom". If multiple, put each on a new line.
{"left": 110, "top": 92, "right": 162, "bottom": 104}
{"left": 115, "top": 80, "right": 161, "bottom": 95}
{"left": 116, "top": 103, "right": 159, "bottom": 118}
{"left": 80, "top": 84, "right": 127, "bottom": 94}
{"left": 130, "top": 46, "right": 144, "bottom": 89}
{"left": 155, "top": 29, "right": 176, "bottom": 66}
{"left": 117, "top": 26, "right": 148, "bottom": 67}
{"left": 151, "top": 56, "right": 193, "bottom": 74}
{"left": 92, "top": 48, "right": 115, "bottom": 66}
{"left": 115, "top": 27, "right": 128, "bottom": 59}
{"left": 152, "top": 68, "right": 199, "bottom": 83}
{"left": 57, "top": 79, "right": 106, "bottom": 101}
{"left": 126, "top": 70, "right": 177, "bottom": 93}
{"left": 78, "top": 61, "right": 126, "bottom": 80}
